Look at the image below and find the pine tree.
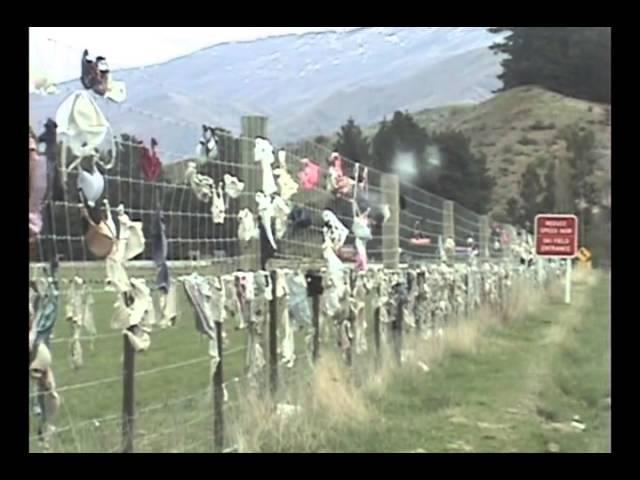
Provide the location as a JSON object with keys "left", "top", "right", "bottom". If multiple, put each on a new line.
{"left": 333, "top": 118, "right": 371, "bottom": 166}
{"left": 561, "top": 125, "right": 599, "bottom": 210}
{"left": 488, "top": 27, "right": 611, "bottom": 103}
{"left": 370, "top": 117, "right": 393, "bottom": 172}
{"left": 371, "top": 111, "right": 430, "bottom": 175}
{"left": 505, "top": 197, "right": 520, "bottom": 225}
{"left": 314, "top": 135, "right": 331, "bottom": 146}
{"left": 427, "top": 131, "right": 495, "bottom": 214}
{"left": 519, "top": 163, "right": 544, "bottom": 224}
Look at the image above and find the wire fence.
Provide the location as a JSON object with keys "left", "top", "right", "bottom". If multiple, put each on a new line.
{"left": 30, "top": 43, "right": 546, "bottom": 452}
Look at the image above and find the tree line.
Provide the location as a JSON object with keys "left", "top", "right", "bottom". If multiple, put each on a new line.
{"left": 505, "top": 125, "right": 610, "bottom": 265}
{"left": 332, "top": 112, "right": 494, "bottom": 216}
{"left": 488, "top": 27, "right": 611, "bottom": 104}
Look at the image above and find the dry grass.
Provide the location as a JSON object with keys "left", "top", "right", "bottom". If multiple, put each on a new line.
{"left": 310, "top": 354, "right": 371, "bottom": 424}
{"left": 395, "top": 279, "right": 546, "bottom": 379}
{"left": 572, "top": 265, "right": 598, "bottom": 286}
{"left": 223, "top": 277, "right": 558, "bottom": 452}
{"left": 445, "top": 315, "right": 487, "bottom": 355}
{"left": 505, "top": 278, "right": 547, "bottom": 320}
{"left": 227, "top": 352, "right": 372, "bottom": 452}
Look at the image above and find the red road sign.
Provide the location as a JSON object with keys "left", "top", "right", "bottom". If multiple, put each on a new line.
{"left": 534, "top": 214, "right": 578, "bottom": 257}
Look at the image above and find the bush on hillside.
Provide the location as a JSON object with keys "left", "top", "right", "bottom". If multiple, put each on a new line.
{"left": 528, "top": 120, "right": 556, "bottom": 131}
{"left": 518, "top": 135, "right": 539, "bottom": 146}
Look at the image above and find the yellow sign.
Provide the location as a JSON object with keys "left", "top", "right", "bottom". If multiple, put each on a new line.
{"left": 577, "top": 247, "right": 592, "bottom": 262}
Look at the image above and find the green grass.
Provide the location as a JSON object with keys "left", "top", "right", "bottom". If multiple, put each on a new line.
{"left": 246, "top": 272, "right": 610, "bottom": 453}
{"left": 29, "top": 265, "right": 316, "bottom": 453}
{"left": 32, "top": 269, "right": 610, "bottom": 453}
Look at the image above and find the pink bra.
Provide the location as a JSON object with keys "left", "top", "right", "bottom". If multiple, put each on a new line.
{"left": 298, "top": 159, "right": 320, "bottom": 190}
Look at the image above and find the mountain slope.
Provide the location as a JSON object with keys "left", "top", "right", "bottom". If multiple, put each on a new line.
{"left": 273, "top": 47, "right": 502, "bottom": 140}
{"left": 29, "top": 27, "right": 503, "bottom": 153}
{"left": 361, "top": 86, "right": 611, "bottom": 215}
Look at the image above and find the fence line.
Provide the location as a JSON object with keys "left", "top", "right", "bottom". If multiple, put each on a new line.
{"left": 29, "top": 109, "right": 546, "bottom": 453}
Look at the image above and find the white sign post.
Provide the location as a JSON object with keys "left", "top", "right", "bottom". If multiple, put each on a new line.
{"left": 565, "top": 258, "right": 572, "bottom": 304}
{"left": 534, "top": 214, "right": 579, "bottom": 305}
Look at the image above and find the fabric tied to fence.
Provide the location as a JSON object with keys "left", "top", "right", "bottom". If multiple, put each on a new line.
{"left": 286, "top": 271, "right": 312, "bottom": 327}
{"left": 111, "top": 278, "right": 155, "bottom": 352}
{"left": 29, "top": 275, "right": 61, "bottom": 449}
{"left": 254, "top": 138, "right": 278, "bottom": 196}
{"left": 29, "top": 133, "right": 47, "bottom": 240}
{"left": 65, "top": 276, "right": 97, "bottom": 369}
{"left": 274, "top": 149, "right": 299, "bottom": 200}
{"left": 246, "top": 272, "right": 269, "bottom": 387}
{"left": 153, "top": 283, "right": 178, "bottom": 329}
{"left": 182, "top": 273, "right": 221, "bottom": 376}
{"left": 351, "top": 272, "right": 369, "bottom": 355}
{"left": 185, "top": 161, "right": 215, "bottom": 202}
{"left": 276, "top": 269, "right": 295, "bottom": 368}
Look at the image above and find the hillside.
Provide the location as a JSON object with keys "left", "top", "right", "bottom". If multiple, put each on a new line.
{"left": 361, "top": 86, "right": 611, "bottom": 216}
{"left": 162, "top": 87, "right": 611, "bottom": 218}
{"left": 271, "top": 47, "right": 501, "bottom": 140}
{"left": 29, "top": 27, "right": 503, "bottom": 150}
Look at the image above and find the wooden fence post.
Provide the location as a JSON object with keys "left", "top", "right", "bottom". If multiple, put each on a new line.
{"left": 213, "top": 322, "right": 224, "bottom": 452}
{"left": 239, "top": 115, "right": 268, "bottom": 272}
{"left": 312, "top": 295, "right": 321, "bottom": 364}
{"left": 268, "top": 270, "right": 279, "bottom": 396}
{"left": 345, "top": 318, "right": 354, "bottom": 368}
{"left": 479, "top": 215, "right": 490, "bottom": 260}
{"left": 122, "top": 334, "right": 136, "bottom": 453}
{"left": 374, "top": 307, "right": 381, "bottom": 368}
{"left": 240, "top": 116, "right": 273, "bottom": 394}
{"left": 464, "top": 272, "right": 470, "bottom": 318}
{"left": 381, "top": 173, "right": 400, "bottom": 269}
{"left": 416, "top": 272, "right": 425, "bottom": 333}
{"left": 443, "top": 200, "right": 455, "bottom": 240}
{"left": 307, "top": 270, "right": 323, "bottom": 364}
{"left": 394, "top": 287, "right": 404, "bottom": 366}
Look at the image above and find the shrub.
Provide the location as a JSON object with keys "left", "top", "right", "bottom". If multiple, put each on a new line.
{"left": 529, "top": 120, "right": 556, "bottom": 131}
{"left": 518, "top": 135, "right": 539, "bottom": 146}
{"left": 534, "top": 155, "right": 548, "bottom": 168}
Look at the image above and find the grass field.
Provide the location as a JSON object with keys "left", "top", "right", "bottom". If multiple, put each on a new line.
{"left": 30, "top": 267, "right": 609, "bottom": 453}
{"left": 238, "top": 269, "right": 610, "bottom": 453}
{"left": 29, "top": 263, "right": 318, "bottom": 453}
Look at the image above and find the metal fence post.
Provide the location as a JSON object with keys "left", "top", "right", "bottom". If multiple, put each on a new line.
{"left": 394, "top": 293, "right": 404, "bottom": 366}
{"left": 374, "top": 307, "right": 381, "bottom": 368}
{"left": 268, "top": 270, "right": 279, "bottom": 396}
{"left": 306, "top": 271, "right": 323, "bottom": 364}
{"left": 312, "top": 294, "right": 321, "bottom": 363}
{"left": 213, "top": 322, "right": 224, "bottom": 452}
{"left": 122, "top": 334, "right": 136, "bottom": 453}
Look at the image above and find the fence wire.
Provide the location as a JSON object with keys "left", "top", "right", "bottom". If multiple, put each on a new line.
{"left": 29, "top": 51, "right": 535, "bottom": 451}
